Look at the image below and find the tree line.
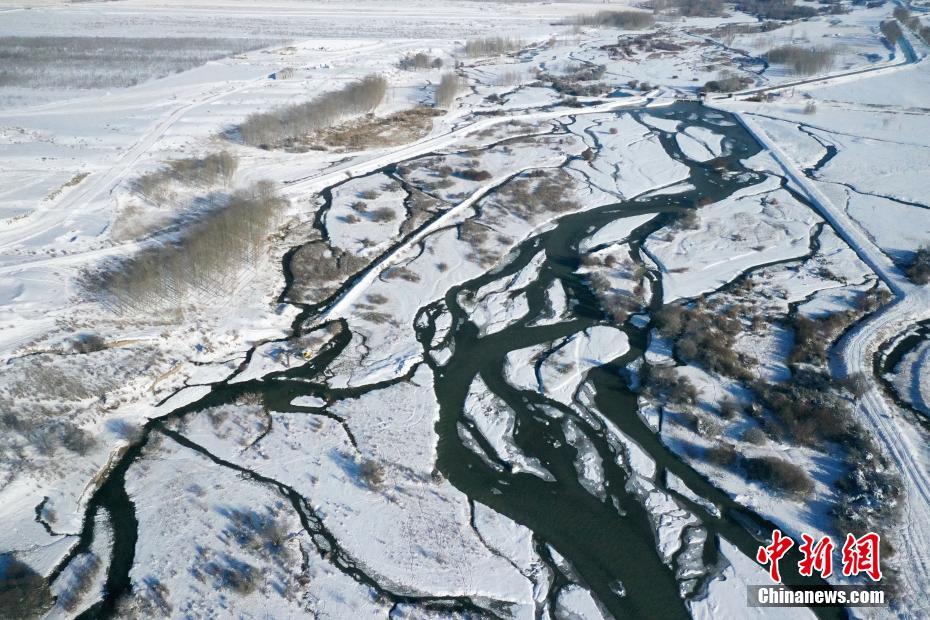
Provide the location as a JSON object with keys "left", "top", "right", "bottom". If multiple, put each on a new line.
{"left": 86, "top": 181, "right": 286, "bottom": 313}
{"left": 236, "top": 75, "right": 388, "bottom": 149}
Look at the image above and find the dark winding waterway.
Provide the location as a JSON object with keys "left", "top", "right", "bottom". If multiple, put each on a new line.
{"left": 60, "top": 102, "right": 844, "bottom": 619}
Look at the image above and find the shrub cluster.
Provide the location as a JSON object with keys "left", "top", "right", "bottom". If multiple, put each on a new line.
{"left": 831, "top": 429, "right": 903, "bottom": 538}
{"left": 655, "top": 303, "right": 756, "bottom": 380}
{"left": 751, "top": 369, "right": 852, "bottom": 446}
{"left": 288, "top": 240, "right": 369, "bottom": 304}
{"left": 496, "top": 170, "right": 580, "bottom": 219}
{"left": 744, "top": 455, "right": 815, "bottom": 498}
{"left": 586, "top": 255, "right": 648, "bottom": 323}
{"left": 703, "top": 72, "right": 754, "bottom": 93}
{"left": 537, "top": 64, "right": 609, "bottom": 97}
{"left": 55, "top": 552, "right": 102, "bottom": 612}
{"left": 0, "top": 399, "right": 98, "bottom": 465}
{"left": 642, "top": 365, "right": 698, "bottom": 406}
{"left": 0, "top": 554, "right": 52, "bottom": 617}
{"left": 788, "top": 287, "right": 891, "bottom": 365}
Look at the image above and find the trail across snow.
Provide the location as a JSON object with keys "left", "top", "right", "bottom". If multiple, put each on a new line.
{"left": 0, "top": 39, "right": 405, "bottom": 274}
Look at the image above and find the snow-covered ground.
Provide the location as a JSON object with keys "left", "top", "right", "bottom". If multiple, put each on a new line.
{"left": 3, "top": 0, "right": 930, "bottom": 617}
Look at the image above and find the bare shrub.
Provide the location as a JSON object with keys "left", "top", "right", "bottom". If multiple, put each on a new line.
{"left": 71, "top": 333, "right": 106, "bottom": 354}
{"left": 674, "top": 209, "right": 700, "bottom": 230}
{"left": 893, "top": 5, "right": 910, "bottom": 23}
{"left": 718, "top": 397, "right": 742, "bottom": 420}
{"left": 744, "top": 455, "right": 814, "bottom": 499}
{"left": 47, "top": 172, "right": 90, "bottom": 201}
{"left": 742, "top": 427, "right": 768, "bottom": 445}
{"left": 435, "top": 73, "right": 463, "bottom": 109}
{"left": 765, "top": 45, "right": 837, "bottom": 75}
{"left": 358, "top": 459, "right": 386, "bottom": 489}
{"left": 369, "top": 207, "right": 396, "bottom": 222}
{"left": 200, "top": 554, "right": 259, "bottom": 594}
{"left": 706, "top": 443, "right": 738, "bottom": 468}
{"left": 222, "top": 507, "right": 291, "bottom": 563}
{"left": 456, "top": 168, "right": 493, "bottom": 182}
{"left": 237, "top": 75, "right": 387, "bottom": 149}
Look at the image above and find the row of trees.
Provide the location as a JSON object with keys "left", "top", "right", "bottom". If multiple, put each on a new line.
{"left": 237, "top": 74, "right": 388, "bottom": 149}
{"left": 86, "top": 181, "right": 285, "bottom": 313}
{"left": 765, "top": 45, "right": 838, "bottom": 75}
{"left": 0, "top": 36, "right": 269, "bottom": 90}
{"left": 735, "top": 0, "right": 817, "bottom": 20}
{"left": 894, "top": 6, "right": 930, "bottom": 44}
{"left": 464, "top": 36, "right": 523, "bottom": 57}
{"left": 880, "top": 20, "right": 903, "bottom": 46}
{"left": 573, "top": 10, "right": 655, "bottom": 29}
{"left": 133, "top": 151, "right": 238, "bottom": 202}
{"left": 398, "top": 52, "right": 443, "bottom": 71}
{"left": 648, "top": 0, "right": 725, "bottom": 17}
